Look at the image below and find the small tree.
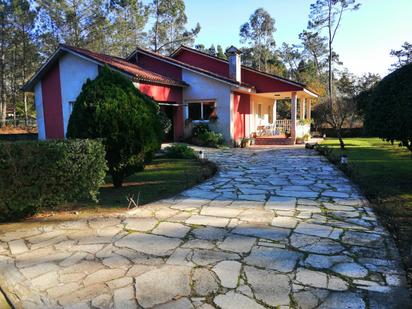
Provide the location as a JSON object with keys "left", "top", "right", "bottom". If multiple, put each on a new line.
{"left": 363, "top": 63, "right": 412, "bottom": 152}
{"left": 67, "top": 66, "right": 163, "bottom": 187}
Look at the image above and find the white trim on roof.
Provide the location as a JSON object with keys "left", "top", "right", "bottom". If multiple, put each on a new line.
{"left": 303, "top": 88, "right": 319, "bottom": 98}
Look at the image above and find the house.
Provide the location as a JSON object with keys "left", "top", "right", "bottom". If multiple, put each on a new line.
{"left": 22, "top": 44, "right": 318, "bottom": 145}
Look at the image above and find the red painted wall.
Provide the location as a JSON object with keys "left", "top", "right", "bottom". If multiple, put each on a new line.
{"left": 139, "top": 83, "right": 182, "bottom": 102}
{"left": 174, "top": 51, "right": 229, "bottom": 78}
{"left": 242, "top": 70, "right": 301, "bottom": 93}
{"left": 132, "top": 53, "right": 182, "bottom": 81}
{"left": 173, "top": 49, "right": 302, "bottom": 93}
{"left": 233, "top": 92, "right": 251, "bottom": 140}
{"left": 139, "top": 82, "right": 184, "bottom": 141}
{"left": 41, "top": 62, "right": 64, "bottom": 139}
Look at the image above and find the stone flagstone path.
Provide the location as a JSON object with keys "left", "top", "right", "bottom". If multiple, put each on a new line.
{"left": 0, "top": 148, "right": 410, "bottom": 309}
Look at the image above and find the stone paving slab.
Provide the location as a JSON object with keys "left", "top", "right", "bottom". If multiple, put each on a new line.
{"left": 0, "top": 148, "right": 410, "bottom": 308}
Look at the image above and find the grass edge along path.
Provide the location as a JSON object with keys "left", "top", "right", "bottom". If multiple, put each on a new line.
{"left": 320, "top": 137, "right": 412, "bottom": 287}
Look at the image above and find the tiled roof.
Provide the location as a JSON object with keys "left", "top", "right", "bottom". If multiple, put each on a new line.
{"left": 61, "top": 45, "right": 188, "bottom": 87}
{"left": 127, "top": 47, "right": 255, "bottom": 90}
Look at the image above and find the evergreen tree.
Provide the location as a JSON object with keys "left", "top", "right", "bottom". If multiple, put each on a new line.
{"left": 240, "top": 8, "right": 276, "bottom": 72}
{"left": 149, "top": 0, "right": 200, "bottom": 54}
{"left": 109, "top": 0, "right": 149, "bottom": 57}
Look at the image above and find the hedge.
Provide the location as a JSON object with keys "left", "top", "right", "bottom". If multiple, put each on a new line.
{"left": 0, "top": 139, "right": 107, "bottom": 221}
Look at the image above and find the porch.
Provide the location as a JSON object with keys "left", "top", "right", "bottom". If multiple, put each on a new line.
{"left": 248, "top": 90, "right": 316, "bottom": 145}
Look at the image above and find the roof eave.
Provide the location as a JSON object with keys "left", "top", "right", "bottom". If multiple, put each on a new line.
{"left": 21, "top": 47, "right": 64, "bottom": 92}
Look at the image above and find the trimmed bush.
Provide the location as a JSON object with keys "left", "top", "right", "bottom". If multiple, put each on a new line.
{"left": 0, "top": 139, "right": 107, "bottom": 221}
{"left": 192, "top": 123, "right": 210, "bottom": 137}
{"left": 191, "top": 124, "right": 224, "bottom": 148}
{"left": 67, "top": 66, "right": 163, "bottom": 187}
{"left": 164, "top": 144, "right": 197, "bottom": 159}
{"left": 363, "top": 63, "right": 412, "bottom": 151}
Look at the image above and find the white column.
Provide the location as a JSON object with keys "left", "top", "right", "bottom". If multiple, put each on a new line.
{"left": 291, "top": 92, "right": 297, "bottom": 142}
{"left": 183, "top": 104, "right": 189, "bottom": 120}
{"left": 273, "top": 100, "right": 277, "bottom": 124}
{"left": 300, "top": 98, "right": 306, "bottom": 120}
{"left": 306, "top": 99, "right": 311, "bottom": 120}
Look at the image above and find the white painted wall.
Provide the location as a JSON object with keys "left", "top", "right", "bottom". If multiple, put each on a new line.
{"left": 34, "top": 81, "right": 45, "bottom": 140}
{"left": 182, "top": 69, "right": 233, "bottom": 142}
{"left": 59, "top": 53, "right": 99, "bottom": 136}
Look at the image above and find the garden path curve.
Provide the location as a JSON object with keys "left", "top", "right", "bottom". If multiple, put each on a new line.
{"left": 0, "top": 148, "right": 410, "bottom": 309}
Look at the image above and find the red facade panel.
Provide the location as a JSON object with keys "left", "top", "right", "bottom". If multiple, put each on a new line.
{"left": 173, "top": 49, "right": 302, "bottom": 93}
{"left": 133, "top": 54, "right": 182, "bottom": 81}
{"left": 139, "top": 83, "right": 182, "bottom": 103}
{"left": 41, "top": 62, "right": 64, "bottom": 139}
{"left": 242, "top": 70, "right": 301, "bottom": 93}
{"left": 138, "top": 82, "right": 184, "bottom": 141}
{"left": 174, "top": 51, "right": 230, "bottom": 78}
{"left": 233, "top": 92, "right": 251, "bottom": 140}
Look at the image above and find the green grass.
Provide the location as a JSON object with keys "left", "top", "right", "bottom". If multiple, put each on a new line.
{"left": 322, "top": 138, "right": 412, "bottom": 207}
{"left": 60, "top": 157, "right": 216, "bottom": 212}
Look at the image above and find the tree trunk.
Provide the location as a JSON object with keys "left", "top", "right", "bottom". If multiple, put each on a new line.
{"left": 336, "top": 129, "right": 345, "bottom": 150}
{"left": 1, "top": 101, "right": 6, "bottom": 126}
{"left": 24, "top": 92, "right": 28, "bottom": 126}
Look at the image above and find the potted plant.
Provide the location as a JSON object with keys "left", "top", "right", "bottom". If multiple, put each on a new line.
{"left": 240, "top": 137, "right": 251, "bottom": 148}
{"left": 285, "top": 130, "right": 291, "bottom": 138}
{"left": 296, "top": 137, "right": 304, "bottom": 144}
{"left": 209, "top": 113, "right": 218, "bottom": 123}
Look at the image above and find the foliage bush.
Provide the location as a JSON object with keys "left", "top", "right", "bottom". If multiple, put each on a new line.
{"left": 67, "top": 66, "right": 163, "bottom": 187}
{"left": 198, "top": 130, "right": 224, "bottom": 147}
{"left": 363, "top": 63, "right": 412, "bottom": 151}
{"left": 164, "top": 144, "right": 197, "bottom": 159}
{"left": 192, "top": 123, "right": 210, "bottom": 137}
{"left": 0, "top": 140, "right": 107, "bottom": 222}
{"left": 191, "top": 124, "right": 224, "bottom": 148}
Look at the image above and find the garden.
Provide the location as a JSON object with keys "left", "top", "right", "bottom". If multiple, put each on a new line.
{"left": 0, "top": 67, "right": 216, "bottom": 222}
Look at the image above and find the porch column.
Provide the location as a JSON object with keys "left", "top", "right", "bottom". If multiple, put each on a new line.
{"left": 183, "top": 104, "right": 189, "bottom": 120}
{"left": 273, "top": 100, "right": 277, "bottom": 125}
{"left": 300, "top": 98, "right": 306, "bottom": 119}
{"left": 306, "top": 99, "right": 312, "bottom": 120}
{"left": 291, "top": 92, "right": 297, "bottom": 142}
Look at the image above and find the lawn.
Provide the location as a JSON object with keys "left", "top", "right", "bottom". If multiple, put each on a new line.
{"left": 322, "top": 138, "right": 412, "bottom": 207}
{"left": 35, "top": 157, "right": 216, "bottom": 217}
{"left": 321, "top": 137, "right": 412, "bottom": 272}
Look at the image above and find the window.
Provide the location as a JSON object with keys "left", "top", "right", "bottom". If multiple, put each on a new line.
{"left": 188, "top": 102, "right": 201, "bottom": 120}
{"left": 187, "top": 101, "right": 216, "bottom": 122}
{"left": 203, "top": 101, "right": 215, "bottom": 120}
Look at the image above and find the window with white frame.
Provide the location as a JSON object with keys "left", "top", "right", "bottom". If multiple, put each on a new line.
{"left": 187, "top": 100, "right": 216, "bottom": 122}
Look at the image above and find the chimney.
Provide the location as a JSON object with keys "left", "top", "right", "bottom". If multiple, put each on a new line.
{"left": 225, "top": 46, "right": 241, "bottom": 83}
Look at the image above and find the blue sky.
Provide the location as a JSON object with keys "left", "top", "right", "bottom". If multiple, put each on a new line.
{"left": 181, "top": 0, "right": 412, "bottom": 77}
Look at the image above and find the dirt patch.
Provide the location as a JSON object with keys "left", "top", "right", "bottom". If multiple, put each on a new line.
{"left": 0, "top": 126, "right": 37, "bottom": 135}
